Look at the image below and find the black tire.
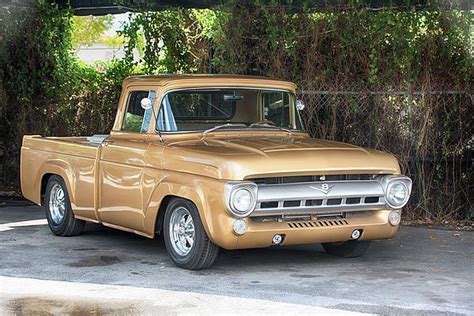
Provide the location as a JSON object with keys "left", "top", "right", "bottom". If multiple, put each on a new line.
{"left": 44, "top": 175, "right": 85, "bottom": 236}
{"left": 322, "top": 240, "right": 371, "bottom": 258}
{"left": 163, "top": 198, "right": 219, "bottom": 270}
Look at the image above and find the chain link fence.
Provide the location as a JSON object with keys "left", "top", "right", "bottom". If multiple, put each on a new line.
{"left": 300, "top": 87, "right": 473, "bottom": 220}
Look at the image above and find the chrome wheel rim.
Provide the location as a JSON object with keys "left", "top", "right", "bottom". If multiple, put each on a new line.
{"left": 169, "top": 206, "right": 195, "bottom": 256}
{"left": 49, "top": 183, "right": 66, "bottom": 225}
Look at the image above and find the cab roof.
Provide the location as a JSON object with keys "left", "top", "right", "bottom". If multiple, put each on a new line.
{"left": 123, "top": 74, "right": 297, "bottom": 93}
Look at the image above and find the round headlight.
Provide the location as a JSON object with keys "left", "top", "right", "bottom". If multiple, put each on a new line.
{"left": 225, "top": 182, "right": 258, "bottom": 217}
{"left": 231, "top": 188, "right": 253, "bottom": 215}
{"left": 386, "top": 181, "right": 409, "bottom": 208}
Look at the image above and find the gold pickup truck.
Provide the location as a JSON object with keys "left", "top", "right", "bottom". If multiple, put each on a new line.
{"left": 21, "top": 75, "right": 412, "bottom": 269}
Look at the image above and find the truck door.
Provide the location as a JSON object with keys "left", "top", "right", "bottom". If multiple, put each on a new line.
{"left": 98, "top": 89, "right": 157, "bottom": 233}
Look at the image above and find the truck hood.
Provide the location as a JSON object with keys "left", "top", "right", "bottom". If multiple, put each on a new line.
{"left": 162, "top": 133, "right": 400, "bottom": 180}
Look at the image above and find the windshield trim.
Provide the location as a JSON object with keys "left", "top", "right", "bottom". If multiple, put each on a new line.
{"left": 154, "top": 87, "right": 303, "bottom": 134}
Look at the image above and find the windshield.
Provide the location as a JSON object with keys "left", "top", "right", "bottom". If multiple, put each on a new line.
{"left": 156, "top": 88, "right": 304, "bottom": 132}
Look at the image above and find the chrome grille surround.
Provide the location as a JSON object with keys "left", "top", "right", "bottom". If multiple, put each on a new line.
{"left": 250, "top": 179, "right": 388, "bottom": 217}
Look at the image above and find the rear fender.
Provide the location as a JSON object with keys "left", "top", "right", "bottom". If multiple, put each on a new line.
{"left": 37, "top": 160, "right": 76, "bottom": 207}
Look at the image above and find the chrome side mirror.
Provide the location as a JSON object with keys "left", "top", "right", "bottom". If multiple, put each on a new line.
{"left": 140, "top": 97, "right": 152, "bottom": 110}
{"left": 296, "top": 99, "right": 305, "bottom": 111}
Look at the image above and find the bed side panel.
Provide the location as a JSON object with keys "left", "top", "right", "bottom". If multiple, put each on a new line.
{"left": 20, "top": 136, "right": 99, "bottom": 221}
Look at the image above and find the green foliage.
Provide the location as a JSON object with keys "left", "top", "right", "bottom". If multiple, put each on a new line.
{"left": 208, "top": 5, "right": 472, "bottom": 89}
{"left": 71, "top": 15, "right": 113, "bottom": 49}
{"left": 0, "top": 1, "right": 136, "bottom": 190}
{"left": 71, "top": 15, "right": 126, "bottom": 50}
{"left": 123, "top": 113, "right": 143, "bottom": 132}
{"left": 0, "top": 1, "right": 70, "bottom": 187}
{"left": 120, "top": 9, "right": 218, "bottom": 73}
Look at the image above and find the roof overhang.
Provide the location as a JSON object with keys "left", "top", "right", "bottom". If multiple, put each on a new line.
{"left": 52, "top": 0, "right": 472, "bottom": 16}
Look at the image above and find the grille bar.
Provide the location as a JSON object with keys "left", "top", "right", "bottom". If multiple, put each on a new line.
{"left": 251, "top": 174, "right": 377, "bottom": 185}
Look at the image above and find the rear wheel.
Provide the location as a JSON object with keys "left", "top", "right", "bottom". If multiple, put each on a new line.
{"left": 44, "top": 176, "right": 85, "bottom": 236}
{"left": 322, "top": 240, "right": 371, "bottom": 258}
{"left": 163, "top": 198, "right": 219, "bottom": 270}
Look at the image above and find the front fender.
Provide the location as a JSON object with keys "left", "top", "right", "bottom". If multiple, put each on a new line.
{"left": 143, "top": 172, "right": 238, "bottom": 249}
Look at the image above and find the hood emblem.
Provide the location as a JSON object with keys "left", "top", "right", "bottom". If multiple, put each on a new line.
{"left": 309, "top": 183, "right": 334, "bottom": 195}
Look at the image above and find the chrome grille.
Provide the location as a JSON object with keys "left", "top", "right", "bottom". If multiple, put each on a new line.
{"left": 250, "top": 179, "right": 387, "bottom": 217}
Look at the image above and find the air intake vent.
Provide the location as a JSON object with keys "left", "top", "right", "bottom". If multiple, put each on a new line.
{"left": 346, "top": 197, "right": 361, "bottom": 204}
{"left": 364, "top": 197, "right": 379, "bottom": 204}
{"left": 305, "top": 199, "right": 323, "bottom": 206}
{"left": 283, "top": 200, "right": 301, "bottom": 207}
{"left": 287, "top": 219, "right": 349, "bottom": 229}
{"left": 261, "top": 201, "right": 278, "bottom": 209}
{"left": 327, "top": 198, "right": 342, "bottom": 205}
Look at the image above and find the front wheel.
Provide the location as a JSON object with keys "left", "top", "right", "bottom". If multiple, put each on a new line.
{"left": 322, "top": 240, "right": 371, "bottom": 258}
{"left": 163, "top": 198, "right": 219, "bottom": 270}
{"left": 44, "top": 175, "right": 85, "bottom": 236}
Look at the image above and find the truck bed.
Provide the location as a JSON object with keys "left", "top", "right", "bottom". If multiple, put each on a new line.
{"left": 20, "top": 135, "right": 102, "bottom": 219}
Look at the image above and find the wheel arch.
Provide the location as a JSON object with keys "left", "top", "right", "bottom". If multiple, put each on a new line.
{"left": 40, "top": 173, "right": 54, "bottom": 204}
{"left": 37, "top": 162, "right": 75, "bottom": 207}
{"left": 153, "top": 194, "right": 175, "bottom": 236}
{"left": 143, "top": 176, "right": 226, "bottom": 244}
{"left": 145, "top": 183, "right": 208, "bottom": 238}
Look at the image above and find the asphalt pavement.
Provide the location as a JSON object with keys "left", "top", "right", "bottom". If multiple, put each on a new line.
{"left": 0, "top": 205, "right": 472, "bottom": 315}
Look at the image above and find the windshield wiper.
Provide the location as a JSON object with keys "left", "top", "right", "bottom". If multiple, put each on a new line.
{"left": 249, "top": 123, "right": 292, "bottom": 134}
{"left": 202, "top": 123, "right": 248, "bottom": 137}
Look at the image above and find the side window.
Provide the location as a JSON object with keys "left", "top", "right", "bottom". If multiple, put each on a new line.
{"left": 122, "top": 91, "right": 156, "bottom": 133}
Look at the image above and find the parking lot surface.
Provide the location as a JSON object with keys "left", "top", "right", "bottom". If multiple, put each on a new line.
{"left": 0, "top": 205, "right": 473, "bottom": 315}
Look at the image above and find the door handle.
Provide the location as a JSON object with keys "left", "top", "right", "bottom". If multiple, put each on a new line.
{"left": 102, "top": 140, "right": 114, "bottom": 146}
